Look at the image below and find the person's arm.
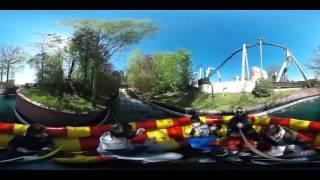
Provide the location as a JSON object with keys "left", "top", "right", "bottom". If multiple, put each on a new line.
{"left": 8, "top": 135, "right": 30, "bottom": 153}
{"left": 42, "top": 136, "right": 55, "bottom": 150}
{"left": 189, "top": 128, "right": 196, "bottom": 136}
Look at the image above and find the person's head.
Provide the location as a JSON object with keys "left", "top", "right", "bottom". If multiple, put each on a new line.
{"left": 110, "top": 123, "right": 130, "bottom": 138}
{"left": 26, "top": 123, "right": 47, "bottom": 138}
{"left": 191, "top": 117, "right": 201, "bottom": 128}
{"left": 235, "top": 107, "right": 243, "bottom": 115}
{"left": 266, "top": 124, "right": 285, "bottom": 142}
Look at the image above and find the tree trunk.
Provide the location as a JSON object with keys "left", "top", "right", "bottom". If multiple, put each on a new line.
{"left": 0, "top": 68, "right": 3, "bottom": 83}
{"left": 6, "top": 63, "right": 9, "bottom": 85}
{"left": 91, "top": 58, "right": 99, "bottom": 107}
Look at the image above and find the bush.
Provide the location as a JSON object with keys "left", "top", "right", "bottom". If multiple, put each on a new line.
{"left": 252, "top": 79, "right": 274, "bottom": 98}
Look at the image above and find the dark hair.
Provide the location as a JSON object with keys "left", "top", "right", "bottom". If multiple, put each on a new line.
{"left": 190, "top": 112, "right": 201, "bottom": 124}
{"left": 27, "top": 123, "right": 46, "bottom": 136}
{"left": 110, "top": 123, "right": 130, "bottom": 138}
{"left": 267, "top": 124, "right": 281, "bottom": 137}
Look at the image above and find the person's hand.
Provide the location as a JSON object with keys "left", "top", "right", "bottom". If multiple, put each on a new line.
{"left": 236, "top": 122, "right": 243, "bottom": 129}
{"left": 136, "top": 128, "right": 146, "bottom": 136}
{"left": 16, "top": 147, "right": 31, "bottom": 154}
{"left": 210, "top": 126, "right": 217, "bottom": 132}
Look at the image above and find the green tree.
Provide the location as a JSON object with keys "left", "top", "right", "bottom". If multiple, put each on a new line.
{"left": 62, "top": 19, "right": 159, "bottom": 106}
{"left": 151, "top": 49, "right": 192, "bottom": 95}
{"left": 0, "top": 45, "right": 25, "bottom": 85}
{"left": 309, "top": 46, "right": 320, "bottom": 77}
{"left": 252, "top": 79, "right": 274, "bottom": 98}
{"left": 126, "top": 50, "right": 153, "bottom": 94}
{"left": 29, "top": 33, "right": 66, "bottom": 89}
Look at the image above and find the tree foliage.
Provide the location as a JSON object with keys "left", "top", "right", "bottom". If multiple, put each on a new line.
{"left": 309, "top": 46, "right": 320, "bottom": 77}
{"left": 252, "top": 79, "right": 274, "bottom": 98}
{"left": 0, "top": 45, "right": 25, "bottom": 86}
{"left": 27, "top": 19, "right": 159, "bottom": 109}
{"left": 125, "top": 48, "right": 193, "bottom": 96}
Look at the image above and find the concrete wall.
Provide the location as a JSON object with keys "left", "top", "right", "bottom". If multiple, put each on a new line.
{"left": 15, "top": 89, "right": 107, "bottom": 127}
{"left": 200, "top": 80, "right": 256, "bottom": 93}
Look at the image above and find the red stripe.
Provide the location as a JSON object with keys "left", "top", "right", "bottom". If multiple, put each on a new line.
{"left": 308, "top": 122, "right": 320, "bottom": 133}
{"left": 173, "top": 117, "right": 191, "bottom": 126}
{"left": 135, "top": 121, "right": 157, "bottom": 130}
{"left": 79, "top": 137, "right": 100, "bottom": 151}
{"left": 296, "top": 132, "right": 316, "bottom": 143}
{"left": 90, "top": 125, "right": 112, "bottom": 137}
{"left": 131, "top": 133, "right": 148, "bottom": 143}
{"left": 0, "top": 123, "right": 14, "bottom": 133}
{"left": 270, "top": 117, "right": 290, "bottom": 127}
{"left": 204, "top": 116, "right": 223, "bottom": 125}
{"left": 46, "top": 127, "right": 68, "bottom": 137}
{"left": 167, "top": 126, "right": 184, "bottom": 140}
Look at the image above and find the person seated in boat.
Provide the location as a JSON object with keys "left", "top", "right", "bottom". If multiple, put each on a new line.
{"left": 188, "top": 113, "right": 223, "bottom": 153}
{"left": 97, "top": 123, "right": 163, "bottom": 156}
{"left": 224, "top": 107, "right": 260, "bottom": 155}
{"left": 8, "top": 123, "right": 54, "bottom": 155}
{"left": 261, "top": 124, "right": 315, "bottom": 157}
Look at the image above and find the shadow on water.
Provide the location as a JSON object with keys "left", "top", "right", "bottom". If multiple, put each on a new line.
{"left": 107, "top": 93, "right": 182, "bottom": 123}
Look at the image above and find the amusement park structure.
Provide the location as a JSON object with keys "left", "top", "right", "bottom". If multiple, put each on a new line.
{"left": 195, "top": 38, "right": 311, "bottom": 93}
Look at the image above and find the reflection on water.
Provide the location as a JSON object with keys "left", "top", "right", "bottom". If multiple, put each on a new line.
{"left": 269, "top": 97, "right": 320, "bottom": 121}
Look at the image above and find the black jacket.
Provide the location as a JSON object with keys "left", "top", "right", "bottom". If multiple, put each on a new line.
{"left": 8, "top": 133, "right": 54, "bottom": 152}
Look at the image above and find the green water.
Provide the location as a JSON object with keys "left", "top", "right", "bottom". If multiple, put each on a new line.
{"left": 269, "top": 97, "right": 320, "bottom": 121}
{"left": 0, "top": 95, "right": 17, "bottom": 123}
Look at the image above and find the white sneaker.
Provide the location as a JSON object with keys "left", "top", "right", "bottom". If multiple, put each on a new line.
{"left": 239, "top": 152, "right": 251, "bottom": 157}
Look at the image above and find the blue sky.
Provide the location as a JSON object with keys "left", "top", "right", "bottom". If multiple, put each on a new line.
{"left": 1, "top": 10, "right": 320, "bottom": 84}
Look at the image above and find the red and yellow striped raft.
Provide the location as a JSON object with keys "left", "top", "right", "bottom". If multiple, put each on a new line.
{"left": 1, "top": 115, "right": 320, "bottom": 163}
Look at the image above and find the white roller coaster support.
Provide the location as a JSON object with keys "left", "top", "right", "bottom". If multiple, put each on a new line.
{"left": 276, "top": 50, "right": 311, "bottom": 87}
{"left": 290, "top": 53, "right": 311, "bottom": 87}
{"left": 277, "top": 50, "right": 291, "bottom": 82}
{"left": 241, "top": 44, "right": 246, "bottom": 81}
{"left": 259, "top": 39, "right": 263, "bottom": 78}
{"left": 245, "top": 48, "right": 250, "bottom": 80}
{"left": 241, "top": 44, "right": 250, "bottom": 81}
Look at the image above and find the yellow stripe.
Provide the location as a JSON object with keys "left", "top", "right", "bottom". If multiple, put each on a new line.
{"left": 53, "top": 155, "right": 100, "bottom": 163}
{"left": 217, "top": 125, "right": 228, "bottom": 137}
{"left": 289, "top": 119, "right": 310, "bottom": 131}
{"left": 223, "top": 116, "right": 234, "bottom": 124}
{"left": 53, "top": 138, "right": 81, "bottom": 152}
{"left": 67, "top": 126, "right": 91, "bottom": 138}
{"left": 129, "top": 122, "right": 137, "bottom": 132}
{"left": 252, "top": 125, "right": 262, "bottom": 133}
{"left": 156, "top": 118, "right": 173, "bottom": 129}
{"left": 253, "top": 116, "right": 270, "bottom": 126}
{"left": 0, "top": 134, "right": 15, "bottom": 148}
{"left": 13, "top": 124, "right": 28, "bottom": 134}
{"left": 199, "top": 116, "right": 206, "bottom": 123}
{"left": 181, "top": 125, "right": 193, "bottom": 138}
{"left": 146, "top": 129, "right": 170, "bottom": 142}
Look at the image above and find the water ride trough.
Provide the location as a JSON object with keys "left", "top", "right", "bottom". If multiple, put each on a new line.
{"left": 0, "top": 115, "right": 320, "bottom": 163}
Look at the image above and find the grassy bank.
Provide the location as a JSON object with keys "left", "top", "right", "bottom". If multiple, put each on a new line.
{"left": 155, "top": 89, "right": 303, "bottom": 111}
{"left": 21, "top": 88, "right": 106, "bottom": 113}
